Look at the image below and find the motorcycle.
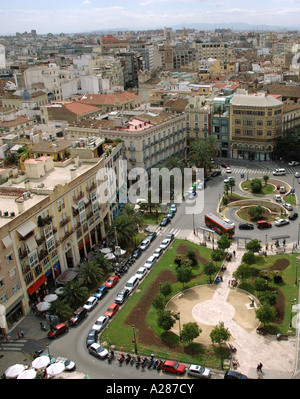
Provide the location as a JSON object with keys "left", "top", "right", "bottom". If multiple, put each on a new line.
{"left": 130, "top": 356, "right": 135, "bottom": 366}
{"left": 147, "top": 354, "right": 154, "bottom": 369}
{"left": 125, "top": 354, "right": 131, "bottom": 365}
{"left": 152, "top": 359, "right": 158, "bottom": 369}
{"left": 40, "top": 322, "right": 47, "bottom": 331}
{"left": 141, "top": 356, "right": 148, "bottom": 368}
{"left": 33, "top": 349, "right": 43, "bottom": 359}
{"left": 107, "top": 350, "right": 114, "bottom": 363}
{"left": 156, "top": 359, "right": 162, "bottom": 371}
{"left": 135, "top": 355, "right": 141, "bottom": 369}
{"left": 118, "top": 353, "right": 125, "bottom": 364}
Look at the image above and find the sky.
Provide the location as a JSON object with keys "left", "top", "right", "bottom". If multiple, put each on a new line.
{"left": 1, "top": 0, "right": 300, "bottom": 35}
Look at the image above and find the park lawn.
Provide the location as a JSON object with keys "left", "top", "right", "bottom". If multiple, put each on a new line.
{"left": 236, "top": 207, "right": 278, "bottom": 222}
{"left": 283, "top": 193, "right": 296, "bottom": 206}
{"left": 101, "top": 239, "right": 224, "bottom": 368}
{"left": 241, "top": 180, "right": 275, "bottom": 195}
{"left": 142, "top": 212, "right": 167, "bottom": 225}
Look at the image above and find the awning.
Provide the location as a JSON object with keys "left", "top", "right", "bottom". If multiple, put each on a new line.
{"left": 83, "top": 196, "right": 89, "bottom": 204}
{"left": 55, "top": 269, "right": 78, "bottom": 285}
{"left": 27, "top": 275, "right": 47, "bottom": 296}
{"left": 17, "top": 221, "right": 37, "bottom": 237}
{"left": 72, "top": 204, "right": 79, "bottom": 210}
{"left": 25, "top": 236, "right": 38, "bottom": 253}
{"left": 2, "top": 235, "right": 13, "bottom": 248}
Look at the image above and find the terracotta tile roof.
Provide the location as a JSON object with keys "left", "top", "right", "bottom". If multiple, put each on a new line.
{"left": 63, "top": 102, "right": 100, "bottom": 115}
{"left": 30, "top": 139, "right": 73, "bottom": 153}
{"left": 266, "top": 84, "right": 300, "bottom": 98}
{"left": 0, "top": 116, "right": 31, "bottom": 128}
{"left": 163, "top": 98, "right": 189, "bottom": 112}
{"left": 80, "top": 91, "right": 138, "bottom": 105}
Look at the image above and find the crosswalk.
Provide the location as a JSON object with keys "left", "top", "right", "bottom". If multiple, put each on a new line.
{"left": 156, "top": 226, "right": 182, "bottom": 238}
{"left": 0, "top": 339, "right": 27, "bottom": 352}
{"left": 221, "top": 167, "right": 300, "bottom": 176}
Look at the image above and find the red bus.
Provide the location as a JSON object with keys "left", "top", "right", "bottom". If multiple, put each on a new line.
{"left": 204, "top": 213, "right": 235, "bottom": 237}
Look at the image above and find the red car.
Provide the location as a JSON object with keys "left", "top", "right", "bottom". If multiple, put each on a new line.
{"left": 161, "top": 360, "right": 186, "bottom": 375}
{"left": 104, "top": 303, "right": 119, "bottom": 318}
{"left": 47, "top": 323, "right": 69, "bottom": 339}
{"left": 221, "top": 162, "right": 230, "bottom": 168}
{"left": 105, "top": 275, "right": 119, "bottom": 288}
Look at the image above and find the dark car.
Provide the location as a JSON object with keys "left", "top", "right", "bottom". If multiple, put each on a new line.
{"left": 147, "top": 231, "right": 157, "bottom": 242}
{"left": 94, "top": 285, "right": 108, "bottom": 299}
{"left": 47, "top": 323, "right": 69, "bottom": 339}
{"left": 86, "top": 329, "right": 98, "bottom": 347}
{"left": 288, "top": 212, "right": 298, "bottom": 220}
{"left": 69, "top": 307, "right": 87, "bottom": 326}
{"left": 239, "top": 222, "right": 254, "bottom": 230}
{"left": 211, "top": 170, "right": 221, "bottom": 177}
{"left": 224, "top": 370, "right": 248, "bottom": 379}
{"left": 160, "top": 217, "right": 171, "bottom": 227}
{"left": 132, "top": 247, "right": 142, "bottom": 259}
{"left": 221, "top": 162, "right": 230, "bottom": 168}
{"left": 114, "top": 288, "right": 130, "bottom": 304}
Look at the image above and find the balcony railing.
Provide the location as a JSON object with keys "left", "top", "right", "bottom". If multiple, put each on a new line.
{"left": 60, "top": 217, "right": 70, "bottom": 228}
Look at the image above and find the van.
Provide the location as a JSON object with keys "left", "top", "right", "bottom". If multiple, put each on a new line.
{"left": 69, "top": 307, "right": 87, "bottom": 326}
{"left": 279, "top": 186, "right": 286, "bottom": 194}
{"left": 272, "top": 168, "right": 286, "bottom": 176}
{"left": 124, "top": 276, "right": 139, "bottom": 293}
{"left": 257, "top": 220, "right": 272, "bottom": 229}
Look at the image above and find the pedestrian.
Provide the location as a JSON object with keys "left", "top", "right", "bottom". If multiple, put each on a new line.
{"left": 271, "top": 244, "right": 273, "bottom": 250}
{"left": 283, "top": 239, "right": 286, "bottom": 246}
{"left": 17, "top": 331, "right": 21, "bottom": 340}
{"left": 20, "top": 330, "right": 24, "bottom": 338}
{"left": 259, "top": 362, "right": 263, "bottom": 372}
{"left": 256, "top": 364, "right": 260, "bottom": 373}
{"left": 228, "top": 279, "right": 231, "bottom": 287}
{"left": 233, "top": 250, "right": 236, "bottom": 257}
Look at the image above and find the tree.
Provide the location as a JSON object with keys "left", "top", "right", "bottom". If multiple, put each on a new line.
{"left": 176, "top": 264, "right": 193, "bottom": 288}
{"left": 49, "top": 299, "right": 73, "bottom": 322}
{"left": 233, "top": 264, "right": 257, "bottom": 282}
{"left": 189, "top": 136, "right": 218, "bottom": 174}
{"left": 152, "top": 293, "right": 166, "bottom": 310}
{"left": 211, "top": 249, "right": 226, "bottom": 263}
{"left": 257, "top": 290, "right": 278, "bottom": 306}
{"left": 204, "top": 261, "right": 218, "bottom": 283}
{"left": 157, "top": 310, "right": 176, "bottom": 331}
{"left": 248, "top": 205, "right": 264, "bottom": 221}
{"left": 217, "top": 233, "right": 231, "bottom": 251}
{"left": 210, "top": 321, "right": 231, "bottom": 345}
{"left": 109, "top": 213, "right": 138, "bottom": 247}
{"left": 180, "top": 322, "right": 202, "bottom": 345}
{"left": 242, "top": 251, "right": 256, "bottom": 265}
{"left": 186, "top": 250, "right": 198, "bottom": 267}
{"left": 120, "top": 203, "right": 144, "bottom": 230}
{"left": 256, "top": 303, "right": 276, "bottom": 327}
{"left": 229, "top": 178, "right": 235, "bottom": 195}
{"left": 78, "top": 262, "right": 104, "bottom": 289}
{"left": 224, "top": 182, "right": 230, "bottom": 196}
{"left": 250, "top": 178, "right": 262, "bottom": 193}
{"left": 254, "top": 277, "right": 268, "bottom": 291}
{"left": 160, "top": 281, "right": 172, "bottom": 297}
{"left": 62, "top": 281, "right": 89, "bottom": 308}
{"left": 263, "top": 175, "right": 269, "bottom": 186}
{"left": 246, "top": 239, "right": 262, "bottom": 253}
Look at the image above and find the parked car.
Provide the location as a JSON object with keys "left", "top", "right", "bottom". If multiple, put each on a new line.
{"left": 84, "top": 296, "right": 98, "bottom": 312}
{"left": 86, "top": 329, "right": 98, "bottom": 347}
{"left": 275, "top": 218, "right": 290, "bottom": 227}
{"left": 289, "top": 212, "right": 298, "bottom": 220}
{"left": 224, "top": 370, "right": 248, "bottom": 379}
{"left": 211, "top": 170, "right": 221, "bottom": 177}
{"left": 104, "top": 303, "right": 119, "bottom": 318}
{"left": 55, "top": 357, "right": 76, "bottom": 371}
{"left": 140, "top": 238, "right": 151, "bottom": 250}
{"left": 288, "top": 161, "right": 299, "bottom": 166}
{"left": 153, "top": 247, "right": 163, "bottom": 259}
{"left": 273, "top": 194, "right": 282, "bottom": 202}
{"left": 295, "top": 172, "right": 300, "bottom": 178}
{"left": 147, "top": 231, "right": 157, "bottom": 242}
{"left": 132, "top": 247, "right": 142, "bottom": 259}
{"left": 239, "top": 222, "right": 254, "bottom": 230}
{"left": 114, "top": 288, "right": 130, "bottom": 304}
{"left": 88, "top": 343, "right": 108, "bottom": 359}
{"left": 187, "top": 364, "right": 211, "bottom": 379}
{"left": 166, "top": 233, "right": 175, "bottom": 241}
{"left": 170, "top": 204, "right": 177, "bottom": 213}
{"left": 94, "top": 285, "right": 108, "bottom": 300}
{"left": 167, "top": 210, "right": 175, "bottom": 219}
{"left": 92, "top": 315, "right": 109, "bottom": 333}
{"left": 283, "top": 202, "right": 293, "bottom": 211}
{"left": 105, "top": 274, "right": 119, "bottom": 288}
{"left": 224, "top": 176, "right": 235, "bottom": 183}
{"left": 161, "top": 360, "right": 186, "bottom": 375}
{"left": 279, "top": 186, "right": 286, "bottom": 194}
{"left": 226, "top": 167, "right": 232, "bottom": 173}
{"left": 223, "top": 218, "right": 235, "bottom": 227}
{"left": 160, "top": 238, "right": 172, "bottom": 250}
{"left": 221, "top": 162, "right": 230, "bottom": 168}
{"left": 48, "top": 323, "right": 69, "bottom": 339}
{"left": 257, "top": 220, "right": 272, "bottom": 229}
{"left": 69, "top": 307, "right": 87, "bottom": 326}
{"left": 144, "top": 255, "right": 156, "bottom": 270}
{"left": 160, "top": 217, "right": 171, "bottom": 227}
{"left": 135, "top": 266, "right": 147, "bottom": 280}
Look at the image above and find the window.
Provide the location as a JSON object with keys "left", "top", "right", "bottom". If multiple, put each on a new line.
{"left": 28, "top": 250, "right": 39, "bottom": 269}
{"left": 257, "top": 130, "right": 263, "bottom": 136}
{"left": 12, "top": 284, "right": 19, "bottom": 295}
{"left": 0, "top": 294, "right": 7, "bottom": 304}
{"left": 6, "top": 253, "right": 13, "bottom": 263}
{"left": 46, "top": 237, "right": 55, "bottom": 253}
{"left": 0, "top": 277, "right": 4, "bottom": 288}
{"left": 9, "top": 268, "right": 16, "bottom": 279}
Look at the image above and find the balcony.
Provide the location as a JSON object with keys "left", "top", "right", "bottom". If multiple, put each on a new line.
{"left": 61, "top": 228, "right": 75, "bottom": 242}
{"left": 37, "top": 215, "right": 53, "bottom": 228}
{"left": 60, "top": 217, "right": 70, "bottom": 228}
{"left": 86, "top": 182, "right": 97, "bottom": 192}
{"left": 73, "top": 192, "right": 84, "bottom": 202}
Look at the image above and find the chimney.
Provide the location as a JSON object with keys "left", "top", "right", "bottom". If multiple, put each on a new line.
{"left": 16, "top": 199, "right": 25, "bottom": 214}
{"left": 70, "top": 167, "right": 77, "bottom": 180}
{"left": 24, "top": 179, "right": 30, "bottom": 191}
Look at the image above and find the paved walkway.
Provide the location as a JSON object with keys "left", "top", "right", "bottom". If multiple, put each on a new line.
{"left": 187, "top": 231, "right": 298, "bottom": 379}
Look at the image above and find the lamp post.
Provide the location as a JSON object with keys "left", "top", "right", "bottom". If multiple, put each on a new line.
{"left": 296, "top": 260, "right": 299, "bottom": 285}
{"left": 46, "top": 343, "right": 52, "bottom": 362}
{"left": 177, "top": 312, "right": 181, "bottom": 340}
{"left": 298, "top": 223, "right": 300, "bottom": 246}
{"left": 265, "top": 234, "right": 268, "bottom": 251}
{"left": 192, "top": 214, "right": 195, "bottom": 234}
{"left": 290, "top": 299, "right": 297, "bottom": 328}
{"left": 132, "top": 325, "right": 138, "bottom": 354}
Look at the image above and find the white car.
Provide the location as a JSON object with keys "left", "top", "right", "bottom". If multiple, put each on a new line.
{"left": 84, "top": 296, "right": 98, "bottom": 311}
{"left": 144, "top": 255, "right": 156, "bottom": 270}
{"left": 226, "top": 167, "right": 232, "bottom": 173}
{"left": 140, "top": 238, "right": 151, "bottom": 251}
{"left": 92, "top": 315, "right": 109, "bottom": 332}
{"left": 223, "top": 218, "right": 235, "bottom": 227}
{"left": 55, "top": 357, "right": 76, "bottom": 371}
{"left": 224, "top": 176, "right": 235, "bottom": 183}
{"left": 187, "top": 364, "right": 211, "bottom": 379}
{"left": 288, "top": 161, "right": 299, "bottom": 166}
{"left": 160, "top": 238, "right": 171, "bottom": 250}
{"left": 295, "top": 172, "right": 300, "bottom": 178}
{"left": 275, "top": 219, "right": 290, "bottom": 227}
{"left": 170, "top": 204, "right": 177, "bottom": 213}
{"left": 283, "top": 202, "right": 293, "bottom": 211}
{"left": 153, "top": 247, "right": 163, "bottom": 259}
{"left": 135, "top": 266, "right": 147, "bottom": 280}
{"left": 273, "top": 194, "right": 282, "bottom": 202}
{"left": 88, "top": 343, "right": 108, "bottom": 359}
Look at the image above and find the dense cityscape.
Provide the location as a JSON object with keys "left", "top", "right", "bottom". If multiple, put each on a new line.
{"left": 1, "top": 8, "right": 300, "bottom": 383}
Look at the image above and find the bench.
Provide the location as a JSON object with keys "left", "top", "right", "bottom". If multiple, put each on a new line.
{"left": 277, "top": 334, "right": 288, "bottom": 341}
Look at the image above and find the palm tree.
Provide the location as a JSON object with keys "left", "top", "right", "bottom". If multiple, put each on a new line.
{"left": 120, "top": 203, "right": 143, "bottom": 229}
{"left": 62, "top": 281, "right": 89, "bottom": 309}
{"left": 229, "top": 178, "right": 235, "bottom": 195}
{"left": 189, "top": 136, "right": 218, "bottom": 175}
{"left": 93, "top": 253, "right": 114, "bottom": 274}
{"left": 224, "top": 182, "right": 230, "bottom": 196}
{"left": 109, "top": 213, "right": 138, "bottom": 248}
{"left": 49, "top": 299, "right": 73, "bottom": 322}
{"left": 263, "top": 174, "right": 269, "bottom": 186}
{"left": 78, "top": 262, "right": 104, "bottom": 289}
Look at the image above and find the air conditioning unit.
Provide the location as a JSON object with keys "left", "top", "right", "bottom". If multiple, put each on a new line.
{"left": 10, "top": 212, "right": 15, "bottom": 217}
{"left": 3, "top": 211, "right": 9, "bottom": 217}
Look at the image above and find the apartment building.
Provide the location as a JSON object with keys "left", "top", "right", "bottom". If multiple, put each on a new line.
{"left": 230, "top": 92, "right": 283, "bottom": 161}
{"left": 194, "top": 42, "right": 232, "bottom": 61}
{"left": 0, "top": 139, "right": 122, "bottom": 333}
{"left": 185, "top": 96, "right": 210, "bottom": 153}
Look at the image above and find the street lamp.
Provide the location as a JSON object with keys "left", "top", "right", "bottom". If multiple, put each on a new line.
{"left": 192, "top": 214, "right": 195, "bottom": 234}
{"left": 265, "top": 234, "right": 268, "bottom": 250}
{"left": 132, "top": 325, "right": 138, "bottom": 354}
{"left": 177, "top": 312, "right": 181, "bottom": 340}
{"left": 46, "top": 343, "right": 52, "bottom": 362}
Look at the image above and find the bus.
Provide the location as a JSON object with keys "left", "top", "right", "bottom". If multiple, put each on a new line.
{"left": 204, "top": 213, "right": 235, "bottom": 237}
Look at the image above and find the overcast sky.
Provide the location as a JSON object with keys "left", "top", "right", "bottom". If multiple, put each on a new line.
{"left": 1, "top": 0, "right": 300, "bottom": 35}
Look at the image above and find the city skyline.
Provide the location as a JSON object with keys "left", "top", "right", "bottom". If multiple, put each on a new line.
{"left": 1, "top": 0, "right": 300, "bottom": 35}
